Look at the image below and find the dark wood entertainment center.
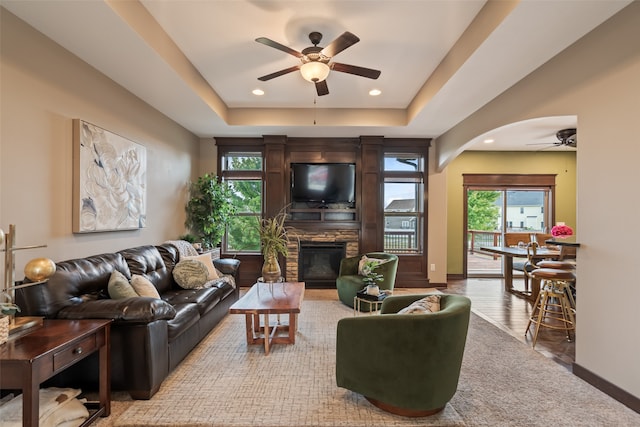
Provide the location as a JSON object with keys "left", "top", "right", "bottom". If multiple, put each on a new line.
{"left": 215, "top": 135, "right": 431, "bottom": 288}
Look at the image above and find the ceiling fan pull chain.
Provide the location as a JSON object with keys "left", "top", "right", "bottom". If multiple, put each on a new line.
{"left": 313, "top": 96, "right": 317, "bottom": 125}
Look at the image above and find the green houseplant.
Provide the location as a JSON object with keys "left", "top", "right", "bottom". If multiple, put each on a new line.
{"left": 185, "top": 173, "right": 237, "bottom": 249}
{"left": 361, "top": 260, "right": 384, "bottom": 295}
{"left": 1, "top": 301, "right": 20, "bottom": 317}
{"left": 257, "top": 208, "right": 292, "bottom": 282}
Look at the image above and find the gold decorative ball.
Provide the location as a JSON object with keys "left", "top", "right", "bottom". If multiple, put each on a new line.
{"left": 24, "top": 258, "right": 56, "bottom": 282}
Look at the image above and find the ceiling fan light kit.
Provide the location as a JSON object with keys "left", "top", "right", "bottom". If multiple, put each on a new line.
{"left": 300, "top": 61, "right": 330, "bottom": 83}
{"left": 256, "top": 31, "right": 381, "bottom": 96}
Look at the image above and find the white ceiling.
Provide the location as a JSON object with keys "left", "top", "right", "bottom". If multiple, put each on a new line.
{"left": 2, "top": 0, "right": 632, "bottom": 150}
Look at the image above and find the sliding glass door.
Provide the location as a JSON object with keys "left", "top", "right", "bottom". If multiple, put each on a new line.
{"left": 464, "top": 175, "right": 556, "bottom": 277}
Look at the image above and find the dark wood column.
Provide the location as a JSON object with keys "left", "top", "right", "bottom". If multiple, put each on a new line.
{"left": 359, "top": 136, "right": 384, "bottom": 253}
{"left": 263, "top": 135, "right": 287, "bottom": 218}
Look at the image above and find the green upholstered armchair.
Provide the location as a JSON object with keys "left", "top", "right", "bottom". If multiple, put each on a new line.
{"left": 336, "top": 252, "right": 398, "bottom": 309}
{"left": 336, "top": 294, "right": 471, "bottom": 416}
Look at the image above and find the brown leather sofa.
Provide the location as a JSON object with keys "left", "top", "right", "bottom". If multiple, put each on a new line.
{"left": 16, "top": 243, "right": 239, "bottom": 399}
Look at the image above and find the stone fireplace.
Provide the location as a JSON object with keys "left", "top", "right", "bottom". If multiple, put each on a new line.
{"left": 285, "top": 229, "right": 359, "bottom": 288}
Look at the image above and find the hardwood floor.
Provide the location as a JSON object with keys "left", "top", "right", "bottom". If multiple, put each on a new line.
{"left": 441, "top": 277, "right": 575, "bottom": 371}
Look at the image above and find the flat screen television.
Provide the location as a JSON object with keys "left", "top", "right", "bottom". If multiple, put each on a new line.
{"left": 291, "top": 163, "right": 355, "bottom": 205}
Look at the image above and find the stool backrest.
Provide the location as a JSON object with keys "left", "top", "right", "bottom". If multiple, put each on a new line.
{"left": 504, "top": 232, "right": 532, "bottom": 247}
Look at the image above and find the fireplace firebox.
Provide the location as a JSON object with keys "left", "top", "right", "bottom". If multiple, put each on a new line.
{"left": 298, "top": 242, "right": 346, "bottom": 288}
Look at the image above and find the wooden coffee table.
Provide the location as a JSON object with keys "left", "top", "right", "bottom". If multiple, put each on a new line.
{"left": 229, "top": 281, "right": 304, "bottom": 355}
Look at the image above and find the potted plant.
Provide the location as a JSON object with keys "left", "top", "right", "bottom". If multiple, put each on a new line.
{"left": 0, "top": 302, "right": 20, "bottom": 317}
{"left": 257, "top": 208, "right": 291, "bottom": 283}
{"left": 361, "top": 261, "right": 384, "bottom": 295}
{"left": 0, "top": 294, "right": 20, "bottom": 344}
{"left": 185, "top": 173, "right": 237, "bottom": 249}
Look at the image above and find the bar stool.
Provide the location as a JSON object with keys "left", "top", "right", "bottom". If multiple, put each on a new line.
{"left": 536, "top": 259, "right": 576, "bottom": 302}
{"left": 525, "top": 268, "right": 576, "bottom": 348}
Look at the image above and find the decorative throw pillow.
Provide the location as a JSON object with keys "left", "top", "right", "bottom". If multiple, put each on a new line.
{"left": 397, "top": 295, "right": 441, "bottom": 314}
{"left": 108, "top": 270, "right": 138, "bottom": 299}
{"left": 130, "top": 274, "right": 161, "bottom": 298}
{"left": 173, "top": 259, "right": 209, "bottom": 289}
{"left": 357, "top": 255, "right": 386, "bottom": 276}
{"left": 183, "top": 253, "right": 220, "bottom": 280}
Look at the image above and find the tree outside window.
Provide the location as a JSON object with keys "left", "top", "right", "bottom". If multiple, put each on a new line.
{"left": 221, "top": 153, "right": 262, "bottom": 253}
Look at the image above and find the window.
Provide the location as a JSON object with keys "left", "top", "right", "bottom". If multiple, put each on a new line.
{"left": 220, "top": 152, "right": 263, "bottom": 253}
{"left": 383, "top": 153, "right": 424, "bottom": 254}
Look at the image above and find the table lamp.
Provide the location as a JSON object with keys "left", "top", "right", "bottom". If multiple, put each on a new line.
{"left": 1, "top": 224, "right": 56, "bottom": 336}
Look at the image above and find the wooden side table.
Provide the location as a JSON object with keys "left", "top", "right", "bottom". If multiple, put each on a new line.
{"left": 0, "top": 319, "right": 111, "bottom": 427}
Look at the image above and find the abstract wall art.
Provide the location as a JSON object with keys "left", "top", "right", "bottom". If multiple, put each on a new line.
{"left": 73, "top": 119, "right": 147, "bottom": 233}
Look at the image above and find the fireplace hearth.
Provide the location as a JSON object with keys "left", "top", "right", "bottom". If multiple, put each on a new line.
{"left": 298, "top": 242, "right": 346, "bottom": 288}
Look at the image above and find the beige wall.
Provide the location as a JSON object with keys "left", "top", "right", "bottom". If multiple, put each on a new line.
{"left": 1, "top": 10, "right": 200, "bottom": 274}
{"left": 427, "top": 147, "right": 447, "bottom": 284}
{"left": 434, "top": 3, "right": 640, "bottom": 398}
{"left": 445, "top": 151, "right": 576, "bottom": 274}
{"left": 199, "top": 138, "right": 217, "bottom": 175}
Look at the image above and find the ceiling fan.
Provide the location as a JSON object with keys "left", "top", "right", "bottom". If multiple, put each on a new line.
{"left": 528, "top": 128, "right": 577, "bottom": 149}
{"left": 255, "top": 31, "right": 381, "bottom": 96}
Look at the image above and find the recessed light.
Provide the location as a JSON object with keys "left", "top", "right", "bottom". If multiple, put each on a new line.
{"left": 252, "top": 89, "right": 265, "bottom": 96}
{"left": 369, "top": 89, "right": 381, "bottom": 96}
{"left": 483, "top": 138, "right": 495, "bottom": 144}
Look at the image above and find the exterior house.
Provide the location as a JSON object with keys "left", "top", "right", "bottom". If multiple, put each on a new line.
{"left": 501, "top": 192, "right": 546, "bottom": 232}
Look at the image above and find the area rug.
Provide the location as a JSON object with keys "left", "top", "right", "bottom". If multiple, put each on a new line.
{"left": 112, "top": 298, "right": 640, "bottom": 427}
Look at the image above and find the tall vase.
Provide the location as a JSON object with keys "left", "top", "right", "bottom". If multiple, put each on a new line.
{"left": 262, "top": 252, "right": 281, "bottom": 283}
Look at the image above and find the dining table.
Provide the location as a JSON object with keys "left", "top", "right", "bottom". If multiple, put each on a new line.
{"left": 479, "top": 245, "right": 561, "bottom": 302}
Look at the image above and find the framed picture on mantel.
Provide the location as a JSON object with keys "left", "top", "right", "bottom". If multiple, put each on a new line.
{"left": 72, "top": 119, "right": 147, "bottom": 233}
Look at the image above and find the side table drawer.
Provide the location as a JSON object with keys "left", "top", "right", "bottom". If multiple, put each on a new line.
{"left": 53, "top": 334, "right": 97, "bottom": 371}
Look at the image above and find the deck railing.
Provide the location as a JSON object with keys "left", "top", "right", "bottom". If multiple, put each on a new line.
{"left": 468, "top": 230, "right": 501, "bottom": 257}
{"left": 384, "top": 230, "right": 418, "bottom": 254}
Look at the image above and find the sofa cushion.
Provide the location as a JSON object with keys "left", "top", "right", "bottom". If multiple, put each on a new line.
{"left": 130, "top": 274, "right": 161, "bottom": 298}
{"left": 162, "top": 287, "right": 222, "bottom": 316}
{"left": 108, "top": 270, "right": 138, "bottom": 299}
{"left": 16, "top": 253, "right": 132, "bottom": 318}
{"left": 183, "top": 253, "right": 219, "bottom": 280}
{"left": 173, "top": 259, "right": 209, "bottom": 289}
{"left": 397, "top": 295, "right": 441, "bottom": 314}
{"left": 164, "top": 279, "right": 234, "bottom": 313}
{"left": 357, "top": 255, "right": 387, "bottom": 276}
{"left": 166, "top": 303, "right": 200, "bottom": 341}
{"left": 119, "top": 245, "right": 174, "bottom": 294}
{"left": 57, "top": 297, "right": 176, "bottom": 322}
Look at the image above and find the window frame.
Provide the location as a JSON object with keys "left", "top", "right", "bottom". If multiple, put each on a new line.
{"left": 382, "top": 152, "right": 425, "bottom": 254}
{"left": 218, "top": 150, "right": 264, "bottom": 255}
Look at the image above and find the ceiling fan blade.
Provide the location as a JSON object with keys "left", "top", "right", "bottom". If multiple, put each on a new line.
{"left": 321, "top": 32, "right": 360, "bottom": 57}
{"left": 257, "top": 65, "right": 300, "bottom": 81}
{"left": 331, "top": 62, "right": 381, "bottom": 79}
{"left": 255, "top": 37, "right": 303, "bottom": 58}
{"left": 315, "top": 80, "right": 329, "bottom": 96}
